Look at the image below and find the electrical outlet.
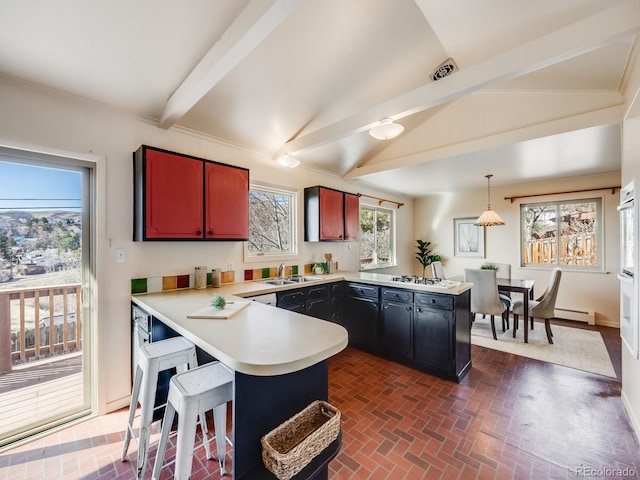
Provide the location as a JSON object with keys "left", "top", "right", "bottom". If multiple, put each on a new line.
{"left": 228, "top": 262, "right": 234, "bottom": 271}
{"left": 116, "top": 248, "right": 126, "bottom": 263}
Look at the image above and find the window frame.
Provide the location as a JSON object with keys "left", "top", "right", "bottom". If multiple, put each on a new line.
{"left": 520, "top": 197, "right": 603, "bottom": 272}
{"left": 244, "top": 183, "right": 299, "bottom": 263}
{"left": 359, "top": 203, "right": 396, "bottom": 270}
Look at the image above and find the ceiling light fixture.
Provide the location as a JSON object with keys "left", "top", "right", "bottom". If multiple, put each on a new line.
{"left": 475, "top": 174, "right": 505, "bottom": 226}
{"left": 369, "top": 118, "right": 404, "bottom": 140}
{"left": 276, "top": 154, "right": 300, "bottom": 168}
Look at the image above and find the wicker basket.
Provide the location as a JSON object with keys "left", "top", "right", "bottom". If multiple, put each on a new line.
{"left": 261, "top": 400, "right": 341, "bottom": 480}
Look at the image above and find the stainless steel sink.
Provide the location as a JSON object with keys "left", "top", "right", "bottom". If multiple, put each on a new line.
{"left": 260, "top": 276, "right": 322, "bottom": 285}
{"left": 262, "top": 279, "right": 296, "bottom": 286}
{"left": 287, "top": 276, "right": 322, "bottom": 283}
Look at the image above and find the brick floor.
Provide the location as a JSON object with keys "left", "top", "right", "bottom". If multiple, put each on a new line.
{"left": 0, "top": 322, "right": 638, "bottom": 480}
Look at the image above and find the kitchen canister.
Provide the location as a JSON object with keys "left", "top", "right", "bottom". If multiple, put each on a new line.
{"left": 212, "top": 268, "right": 222, "bottom": 288}
{"left": 195, "top": 266, "right": 207, "bottom": 289}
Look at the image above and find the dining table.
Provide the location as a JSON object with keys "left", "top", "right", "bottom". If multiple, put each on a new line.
{"left": 496, "top": 278, "right": 535, "bottom": 343}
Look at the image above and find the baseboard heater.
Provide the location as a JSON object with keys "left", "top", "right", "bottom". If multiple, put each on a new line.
{"left": 554, "top": 307, "right": 595, "bottom": 325}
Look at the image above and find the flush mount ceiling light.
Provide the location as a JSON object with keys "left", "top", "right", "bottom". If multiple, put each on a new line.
{"left": 276, "top": 154, "right": 300, "bottom": 168}
{"left": 475, "top": 174, "right": 505, "bottom": 226}
{"left": 369, "top": 118, "right": 404, "bottom": 140}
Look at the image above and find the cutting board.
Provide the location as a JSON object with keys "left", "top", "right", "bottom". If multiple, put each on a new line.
{"left": 187, "top": 300, "right": 251, "bottom": 319}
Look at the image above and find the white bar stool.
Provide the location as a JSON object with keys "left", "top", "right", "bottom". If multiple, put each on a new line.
{"left": 121, "top": 336, "right": 198, "bottom": 480}
{"left": 151, "top": 361, "right": 234, "bottom": 480}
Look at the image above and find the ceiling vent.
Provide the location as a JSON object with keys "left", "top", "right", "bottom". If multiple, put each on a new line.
{"left": 430, "top": 58, "right": 458, "bottom": 81}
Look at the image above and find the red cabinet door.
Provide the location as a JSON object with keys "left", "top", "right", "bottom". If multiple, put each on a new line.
{"left": 205, "top": 162, "right": 249, "bottom": 239}
{"left": 319, "top": 187, "right": 344, "bottom": 240}
{"left": 145, "top": 150, "right": 203, "bottom": 239}
{"left": 344, "top": 192, "right": 360, "bottom": 241}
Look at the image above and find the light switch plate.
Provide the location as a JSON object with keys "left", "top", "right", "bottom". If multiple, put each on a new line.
{"left": 116, "top": 248, "right": 126, "bottom": 263}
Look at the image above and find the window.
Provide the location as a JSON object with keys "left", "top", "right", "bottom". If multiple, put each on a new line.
{"left": 521, "top": 198, "right": 602, "bottom": 270}
{"left": 245, "top": 184, "right": 297, "bottom": 260}
{"left": 360, "top": 205, "right": 395, "bottom": 269}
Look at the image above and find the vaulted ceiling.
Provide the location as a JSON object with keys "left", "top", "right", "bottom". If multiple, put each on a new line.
{"left": 1, "top": 0, "right": 638, "bottom": 196}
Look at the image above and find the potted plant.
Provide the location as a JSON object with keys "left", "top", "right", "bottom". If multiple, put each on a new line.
{"left": 312, "top": 262, "right": 326, "bottom": 274}
{"left": 481, "top": 263, "right": 497, "bottom": 270}
{"left": 415, "top": 240, "right": 441, "bottom": 278}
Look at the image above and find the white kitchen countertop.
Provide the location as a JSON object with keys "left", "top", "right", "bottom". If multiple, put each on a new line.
{"left": 131, "top": 271, "right": 471, "bottom": 377}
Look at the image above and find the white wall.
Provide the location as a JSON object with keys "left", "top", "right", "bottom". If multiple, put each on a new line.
{"left": 0, "top": 77, "right": 413, "bottom": 414}
{"left": 414, "top": 173, "right": 621, "bottom": 327}
{"left": 620, "top": 46, "right": 640, "bottom": 440}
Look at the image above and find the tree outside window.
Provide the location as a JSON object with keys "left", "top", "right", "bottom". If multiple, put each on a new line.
{"left": 521, "top": 198, "right": 602, "bottom": 270}
{"left": 247, "top": 185, "right": 297, "bottom": 257}
{"left": 360, "top": 205, "right": 395, "bottom": 269}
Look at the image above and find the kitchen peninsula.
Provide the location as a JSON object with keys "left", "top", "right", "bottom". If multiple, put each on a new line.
{"left": 131, "top": 272, "right": 472, "bottom": 478}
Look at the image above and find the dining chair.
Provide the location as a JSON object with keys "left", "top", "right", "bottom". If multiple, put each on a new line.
{"left": 481, "top": 262, "right": 512, "bottom": 329}
{"left": 431, "top": 260, "right": 446, "bottom": 279}
{"left": 483, "top": 262, "right": 511, "bottom": 279}
{"left": 512, "top": 268, "right": 562, "bottom": 344}
{"left": 465, "top": 268, "right": 507, "bottom": 340}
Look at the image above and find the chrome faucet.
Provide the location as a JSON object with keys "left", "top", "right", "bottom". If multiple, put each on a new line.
{"left": 278, "top": 263, "right": 286, "bottom": 279}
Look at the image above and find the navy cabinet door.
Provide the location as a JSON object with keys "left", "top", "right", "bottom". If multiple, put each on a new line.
{"left": 343, "top": 295, "right": 379, "bottom": 350}
{"left": 381, "top": 300, "right": 413, "bottom": 360}
{"left": 413, "top": 307, "right": 453, "bottom": 372}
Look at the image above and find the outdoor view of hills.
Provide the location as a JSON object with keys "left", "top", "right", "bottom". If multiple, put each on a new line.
{"left": 0, "top": 210, "right": 82, "bottom": 288}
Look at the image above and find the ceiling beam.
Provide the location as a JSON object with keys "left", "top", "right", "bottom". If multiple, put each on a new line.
{"left": 158, "top": 0, "right": 302, "bottom": 129}
{"left": 272, "top": 0, "right": 640, "bottom": 160}
{"left": 345, "top": 104, "right": 624, "bottom": 179}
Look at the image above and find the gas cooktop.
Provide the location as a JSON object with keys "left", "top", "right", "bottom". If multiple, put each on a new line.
{"left": 391, "top": 275, "right": 443, "bottom": 285}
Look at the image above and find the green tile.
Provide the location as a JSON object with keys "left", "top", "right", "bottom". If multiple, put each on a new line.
{"left": 131, "top": 278, "right": 147, "bottom": 294}
{"left": 207, "top": 272, "right": 213, "bottom": 286}
{"left": 291, "top": 265, "right": 298, "bottom": 275}
{"left": 262, "top": 267, "right": 271, "bottom": 279}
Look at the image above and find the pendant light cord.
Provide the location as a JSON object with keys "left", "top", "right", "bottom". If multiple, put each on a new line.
{"left": 485, "top": 174, "right": 493, "bottom": 209}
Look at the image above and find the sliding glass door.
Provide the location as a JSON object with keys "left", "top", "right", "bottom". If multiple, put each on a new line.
{"left": 0, "top": 154, "right": 93, "bottom": 447}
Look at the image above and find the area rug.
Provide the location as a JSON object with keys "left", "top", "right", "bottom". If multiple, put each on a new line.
{"left": 471, "top": 317, "right": 616, "bottom": 378}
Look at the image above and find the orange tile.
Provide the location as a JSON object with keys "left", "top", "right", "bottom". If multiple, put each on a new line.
{"left": 162, "top": 276, "right": 177, "bottom": 291}
{"left": 221, "top": 270, "right": 234, "bottom": 284}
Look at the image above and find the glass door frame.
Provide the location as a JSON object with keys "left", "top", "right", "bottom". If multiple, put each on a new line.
{"left": 0, "top": 141, "right": 103, "bottom": 446}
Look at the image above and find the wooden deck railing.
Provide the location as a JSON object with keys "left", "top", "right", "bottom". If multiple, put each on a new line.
{"left": 0, "top": 284, "right": 81, "bottom": 373}
{"left": 524, "top": 233, "right": 597, "bottom": 266}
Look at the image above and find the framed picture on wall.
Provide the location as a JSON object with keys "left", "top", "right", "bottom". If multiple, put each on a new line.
{"left": 454, "top": 217, "right": 485, "bottom": 257}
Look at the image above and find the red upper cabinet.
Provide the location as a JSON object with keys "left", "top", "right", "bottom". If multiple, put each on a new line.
{"left": 319, "top": 187, "right": 345, "bottom": 241}
{"left": 304, "top": 186, "right": 360, "bottom": 242}
{"left": 344, "top": 192, "right": 360, "bottom": 241}
{"left": 205, "top": 162, "right": 249, "bottom": 239}
{"left": 134, "top": 145, "right": 249, "bottom": 241}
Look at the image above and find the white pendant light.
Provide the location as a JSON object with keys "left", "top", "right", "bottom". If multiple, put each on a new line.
{"left": 475, "top": 174, "right": 505, "bottom": 226}
{"left": 369, "top": 118, "right": 404, "bottom": 140}
{"left": 276, "top": 154, "right": 300, "bottom": 168}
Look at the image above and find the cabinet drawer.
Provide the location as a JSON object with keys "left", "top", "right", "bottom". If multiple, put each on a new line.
{"left": 382, "top": 288, "right": 413, "bottom": 304}
{"left": 345, "top": 282, "right": 379, "bottom": 299}
{"left": 415, "top": 293, "right": 453, "bottom": 310}
{"left": 277, "top": 289, "right": 305, "bottom": 306}
{"left": 306, "top": 284, "right": 329, "bottom": 300}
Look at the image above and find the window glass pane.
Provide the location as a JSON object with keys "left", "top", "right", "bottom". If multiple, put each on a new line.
{"left": 375, "top": 209, "right": 391, "bottom": 264}
{"left": 559, "top": 200, "right": 598, "bottom": 267}
{"left": 360, "top": 205, "right": 394, "bottom": 269}
{"left": 248, "top": 187, "right": 294, "bottom": 255}
{"left": 522, "top": 204, "right": 557, "bottom": 265}
{"left": 359, "top": 207, "right": 375, "bottom": 266}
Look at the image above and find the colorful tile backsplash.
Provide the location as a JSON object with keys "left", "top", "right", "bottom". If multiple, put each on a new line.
{"left": 243, "top": 264, "right": 299, "bottom": 281}
{"left": 131, "top": 263, "right": 333, "bottom": 294}
{"left": 131, "top": 269, "right": 227, "bottom": 294}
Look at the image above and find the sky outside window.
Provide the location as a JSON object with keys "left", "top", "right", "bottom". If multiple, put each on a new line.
{"left": 0, "top": 160, "right": 81, "bottom": 211}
